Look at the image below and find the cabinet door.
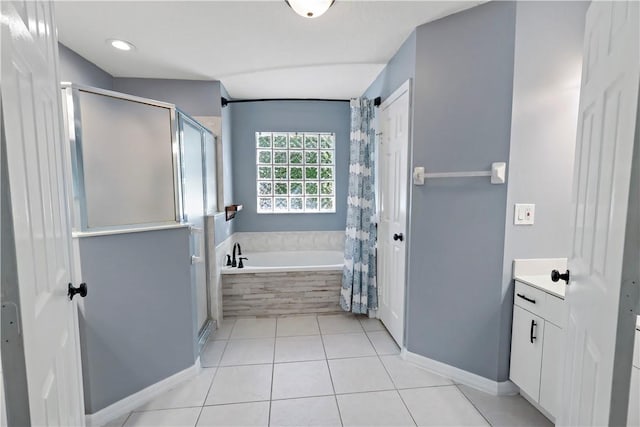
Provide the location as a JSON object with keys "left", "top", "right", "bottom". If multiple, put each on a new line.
{"left": 510, "top": 305, "right": 545, "bottom": 400}
{"left": 539, "top": 322, "right": 563, "bottom": 419}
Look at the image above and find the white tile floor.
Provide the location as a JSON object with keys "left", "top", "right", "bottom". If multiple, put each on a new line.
{"left": 109, "top": 314, "right": 551, "bottom": 427}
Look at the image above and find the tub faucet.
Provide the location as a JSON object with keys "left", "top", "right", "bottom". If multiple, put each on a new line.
{"left": 232, "top": 243, "right": 242, "bottom": 267}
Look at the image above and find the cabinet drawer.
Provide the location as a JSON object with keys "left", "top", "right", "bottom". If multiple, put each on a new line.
{"left": 545, "top": 294, "right": 565, "bottom": 328}
{"left": 514, "top": 281, "right": 546, "bottom": 319}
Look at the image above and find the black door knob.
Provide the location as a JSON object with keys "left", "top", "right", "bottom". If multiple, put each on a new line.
{"left": 68, "top": 282, "right": 87, "bottom": 300}
{"left": 393, "top": 233, "right": 404, "bottom": 242}
{"left": 551, "top": 269, "right": 570, "bottom": 284}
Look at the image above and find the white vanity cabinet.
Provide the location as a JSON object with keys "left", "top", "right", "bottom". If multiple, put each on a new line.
{"left": 510, "top": 304, "right": 545, "bottom": 399}
{"left": 510, "top": 278, "right": 565, "bottom": 421}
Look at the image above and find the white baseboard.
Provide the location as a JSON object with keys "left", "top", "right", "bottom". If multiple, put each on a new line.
{"left": 85, "top": 358, "right": 201, "bottom": 427}
{"left": 401, "top": 349, "right": 519, "bottom": 396}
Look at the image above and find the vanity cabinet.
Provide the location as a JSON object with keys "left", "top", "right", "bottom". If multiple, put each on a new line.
{"left": 510, "top": 280, "right": 564, "bottom": 421}
{"left": 510, "top": 305, "right": 545, "bottom": 399}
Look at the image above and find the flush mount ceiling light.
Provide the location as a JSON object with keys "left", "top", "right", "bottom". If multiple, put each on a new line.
{"left": 285, "top": 0, "right": 335, "bottom": 18}
{"left": 107, "top": 39, "right": 135, "bottom": 51}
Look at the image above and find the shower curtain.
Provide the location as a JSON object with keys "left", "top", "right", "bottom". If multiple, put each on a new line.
{"left": 341, "top": 98, "right": 377, "bottom": 314}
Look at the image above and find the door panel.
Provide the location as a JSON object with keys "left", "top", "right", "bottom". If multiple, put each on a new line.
{"left": 540, "top": 322, "right": 563, "bottom": 418}
{"left": 180, "top": 116, "right": 208, "bottom": 332}
{"left": 561, "top": 2, "right": 639, "bottom": 425}
{"left": 1, "top": 0, "right": 85, "bottom": 424}
{"left": 510, "top": 306, "right": 544, "bottom": 400}
{"left": 378, "top": 81, "right": 410, "bottom": 347}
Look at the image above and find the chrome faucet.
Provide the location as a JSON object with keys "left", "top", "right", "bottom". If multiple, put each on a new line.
{"left": 231, "top": 243, "right": 242, "bottom": 267}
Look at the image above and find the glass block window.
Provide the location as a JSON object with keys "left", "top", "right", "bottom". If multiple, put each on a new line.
{"left": 256, "top": 132, "right": 336, "bottom": 213}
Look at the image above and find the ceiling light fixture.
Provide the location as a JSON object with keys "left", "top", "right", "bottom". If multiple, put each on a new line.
{"left": 107, "top": 39, "right": 135, "bottom": 51}
{"left": 285, "top": 0, "right": 335, "bottom": 18}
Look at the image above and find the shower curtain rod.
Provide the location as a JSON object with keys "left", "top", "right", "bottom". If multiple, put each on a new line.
{"left": 221, "top": 97, "right": 382, "bottom": 107}
{"left": 221, "top": 97, "right": 348, "bottom": 107}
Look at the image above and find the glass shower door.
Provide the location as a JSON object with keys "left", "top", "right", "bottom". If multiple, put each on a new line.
{"left": 180, "top": 114, "right": 208, "bottom": 334}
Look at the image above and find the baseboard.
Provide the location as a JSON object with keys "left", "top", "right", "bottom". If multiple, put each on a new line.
{"left": 85, "top": 358, "right": 201, "bottom": 427}
{"left": 401, "top": 349, "right": 519, "bottom": 396}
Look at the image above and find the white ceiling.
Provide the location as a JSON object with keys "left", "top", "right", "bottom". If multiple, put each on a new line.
{"left": 55, "top": 1, "right": 483, "bottom": 99}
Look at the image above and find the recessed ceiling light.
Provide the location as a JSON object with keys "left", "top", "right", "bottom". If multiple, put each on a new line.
{"left": 107, "top": 39, "right": 135, "bottom": 51}
{"left": 285, "top": 0, "right": 335, "bottom": 19}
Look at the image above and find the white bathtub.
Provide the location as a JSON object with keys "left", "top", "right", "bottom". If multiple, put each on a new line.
{"left": 222, "top": 250, "right": 344, "bottom": 274}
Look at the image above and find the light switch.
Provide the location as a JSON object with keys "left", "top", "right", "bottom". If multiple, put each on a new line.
{"left": 514, "top": 204, "right": 535, "bottom": 225}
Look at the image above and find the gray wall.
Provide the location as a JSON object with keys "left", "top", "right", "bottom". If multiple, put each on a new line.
{"left": 58, "top": 43, "right": 114, "bottom": 90}
{"left": 498, "top": 1, "right": 588, "bottom": 380}
{"left": 363, "top": 31, "right": 416, "bottom": 101}
{"left": 57, "top": 45, "right": 221, "bottom": 118}
{"left": 113, "top": 78, "right": 221, "bottom": 117}
{"left": 406, "top": 2, "right": 515, "bottom": 382}
{"left": 214, "top": 84, "right": 235, "bottom": 245}
{"left": 221, "top": 84, "right": 234, "bottom": 207}
{"left": 78, "top": 228, "right": 195, "bottom": 413}
{"left": 230, "top": 100, "right": 350, "bottom": 232}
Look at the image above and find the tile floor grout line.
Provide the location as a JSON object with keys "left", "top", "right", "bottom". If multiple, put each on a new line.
{"left": 267, "top": 318, "right": 278, "bottom": 426}
{"left": 202, "top": 398, "right": 271, "bottom": 407}
{"left": 317, "top": 314, "right": 345, "bottom": 427}
{"left": 455, "top": 383, "right": 494, "bottom": 426}
{"left": 192, "top": 403, "right": 205, "bottom": 427}
{"left": 213, "top": 352, "right": 390, "bottom": 369}
{"left": 200, "top": 320, "right": 235, "bottom": 412}
{"left": 363, "top": 317, "right": 418, "bottom": 427}
{"left": 118, "top": 410, "right": 133, "bottom": 427}
{"left": 393, "top": 389, "right": 419, "bottom": 427}
{"left": 200, "top": 385, "right": 458, "bottom": 406}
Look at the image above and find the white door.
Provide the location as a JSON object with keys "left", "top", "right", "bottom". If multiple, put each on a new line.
{"left": 180, "top": 116, "right": 208, "bottom": 333}
{"left": 1, "top": 1, "right": 85, "bottom": 425}
{"left": 560, "top": 2, "right": 639, "bottom": 425}
{"left": 378, "top": 81, "right": 411, "bottom": 347}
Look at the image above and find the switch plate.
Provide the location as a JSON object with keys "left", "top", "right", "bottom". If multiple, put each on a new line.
{"left": 514, "top": 204, "right": 535, "bottom": 225}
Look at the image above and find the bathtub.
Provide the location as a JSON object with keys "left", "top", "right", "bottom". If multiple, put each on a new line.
{"left": 221, "top": 250, "right": 344, "bottom": 274}
{"left": 221, "top": 250, "right": 344, "bottom": 317}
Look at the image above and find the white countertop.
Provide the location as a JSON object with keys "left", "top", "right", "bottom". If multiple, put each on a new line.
{"left": 514, "top": 274, "right": 566, "bottom": 299}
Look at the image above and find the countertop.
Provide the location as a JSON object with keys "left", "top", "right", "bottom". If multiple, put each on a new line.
{"left": 514, "top": 274, "right": 566, "bottom": 300}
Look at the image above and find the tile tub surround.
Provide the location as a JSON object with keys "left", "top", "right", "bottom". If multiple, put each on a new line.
{"left": 222, "top": 271, "right": 343, "bottom": 317}
{"left": 232, "top": 231, "right": 345, "bottom": 253}
{"left": 111, "top": 315, "right": 548, "bottom": 427}
{"left": 213, "top": 235, "right": 234, "bottom": 325}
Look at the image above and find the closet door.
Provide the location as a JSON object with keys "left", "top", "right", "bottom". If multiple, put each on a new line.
{"left": 510, "top": 305, "right": 545, "bottom": 400}
{"left": 180, "top": 115, "right": 208, "bottom": 332}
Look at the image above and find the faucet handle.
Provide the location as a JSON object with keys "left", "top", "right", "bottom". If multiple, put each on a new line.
{"left": 238, "top": 257, "right": 248, "bottom": 269}
{"left": 226, "top": 254, "right": 232, "bottom": 266}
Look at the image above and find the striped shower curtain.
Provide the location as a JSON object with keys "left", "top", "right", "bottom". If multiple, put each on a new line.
{"left": 340, "top": 98, "right": 377, "bottom": 314}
